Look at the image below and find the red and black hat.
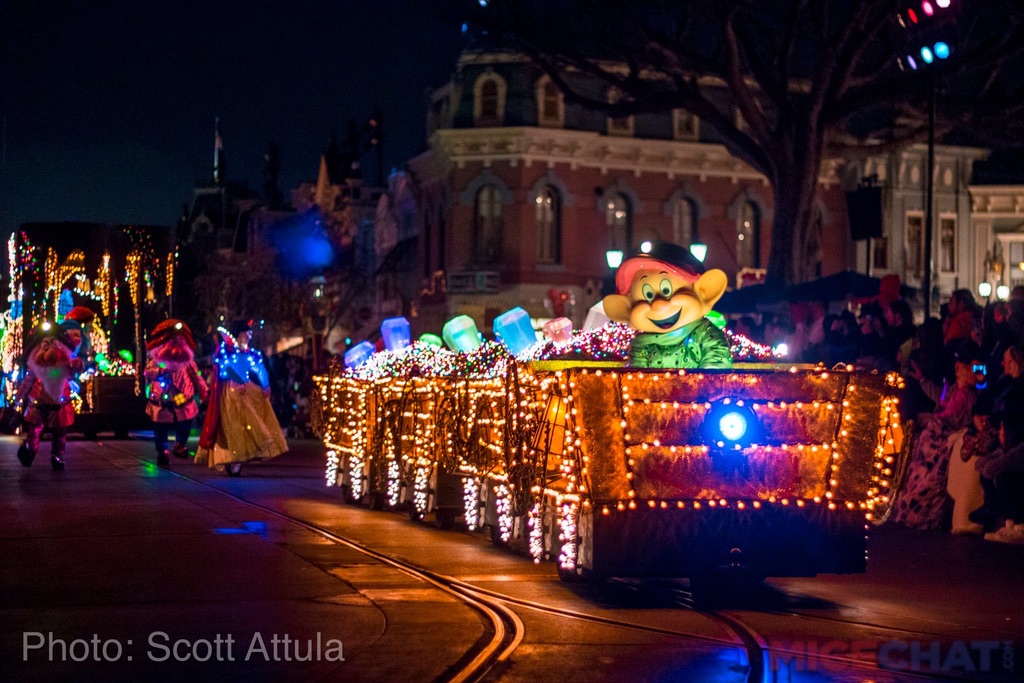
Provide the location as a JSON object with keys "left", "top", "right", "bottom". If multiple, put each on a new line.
{"left": 614, "top": 242, "right": 706, "bottom": 295}
{"left": 146, "top": 318, "right": 197, "bottom": 352}
{"left": 65, "top": 306, "right": 96, "bottom": 325}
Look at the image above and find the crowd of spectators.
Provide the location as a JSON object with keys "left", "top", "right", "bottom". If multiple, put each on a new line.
{"left": 733, "top": 285, "right": 1024, "bottom": 544}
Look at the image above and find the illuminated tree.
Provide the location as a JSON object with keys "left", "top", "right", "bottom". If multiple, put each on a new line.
{"left": 445, "top": 0, "right": 1024, "bottom": 286}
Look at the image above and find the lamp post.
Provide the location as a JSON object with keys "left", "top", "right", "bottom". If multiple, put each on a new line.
{"left": 690, "top": 242, "right": 708, "bottom": 263}
{"left": 602, "top": 249, "right": 624, "bottom": 297}
{"left": 978, "top": 281, "right": 992, "bottom": 302}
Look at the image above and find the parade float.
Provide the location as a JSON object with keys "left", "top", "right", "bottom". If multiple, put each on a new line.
{"left": 312, "top": 244, "right": 907, "bottom": 583}
{"left": 2, "top": 223, "right": 176, "bottom": 437}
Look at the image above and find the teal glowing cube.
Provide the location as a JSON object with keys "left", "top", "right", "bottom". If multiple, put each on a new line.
{"left": 419, "top": 333, "right": 444, "bottom": 348}
{"left": 380, "top": 316, "right": 411, "bottom": 351}
{"left": 442, "top": 315, "right": 482, "bottom": 353}
{"left": 493, "top": 307, "right": 537, "bottom": 356}
{"left": 344, "top": 341, "right": 375, "bottom": 368}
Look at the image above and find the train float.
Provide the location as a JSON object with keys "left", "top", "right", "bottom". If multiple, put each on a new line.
{"left": 312, "top": 245, "right": 908, "bottom": 583}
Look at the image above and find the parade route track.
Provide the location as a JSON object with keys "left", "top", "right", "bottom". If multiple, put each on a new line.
{"left": 102, "top": 440, "right": 1012, "bottom": 683}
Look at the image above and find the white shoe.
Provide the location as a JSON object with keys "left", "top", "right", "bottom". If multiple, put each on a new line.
{"left": 984, "top": 521, "right": 1024, "bottom": 544}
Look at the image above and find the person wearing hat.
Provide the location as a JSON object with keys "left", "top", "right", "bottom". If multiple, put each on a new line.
{"left": 601, "top": 242, "right": 732, "bottom": 368}
{"left": 64, "top": 305, "right": 97, "bottom": 366}
{"left": 14, "top": 322, "right": 79, "bottom": 471}
{"left": 196, "top": 319, "right": 286, "bottom": 476}
{"left": 144, "top": 319, "right": 208, "bottom": 467}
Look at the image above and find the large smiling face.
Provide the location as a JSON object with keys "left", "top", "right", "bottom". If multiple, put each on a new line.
{"left": 602, "top": 265, "right": 728, "bottom": 334}
{"left": 626, "top": 269, "right": 704, "bottom": 333}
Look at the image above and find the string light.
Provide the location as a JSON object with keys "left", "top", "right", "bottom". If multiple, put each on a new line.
{"left": 313, "top": 327, "right": 904, "bottom": 577}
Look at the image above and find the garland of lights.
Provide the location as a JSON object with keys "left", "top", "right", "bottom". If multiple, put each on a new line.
{"left": 314, "top": 349, "right": 905, "bottom": 574}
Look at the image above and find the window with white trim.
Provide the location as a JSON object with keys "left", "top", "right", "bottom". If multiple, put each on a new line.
{"left": 673, "top": 197, "right": 698, "bottom": 245}
{"left": 536, "top": 77, "right": 564, "bottom": 127}
{"left": 536, "top": 186, "right": 562, "bottom": 264}
{"left": 474, "top": 73, "right": 506, "bottom": 126}
{"left": 606, "top": 88, "right": 634, "bottom": 136}
{"left": 905, "top": 212, "right": 924, "bottom": 278}
{"left": 673, "top": 109, "right": 700, "bottom": 141}
{"left": 940, "top": 215, "right": 957, "bottom": 273}
{"left": 474, "top": 185, "right": 503, "bottom": 263}
{"left": 606, "top": 193, "right": 632, "bottom": 251}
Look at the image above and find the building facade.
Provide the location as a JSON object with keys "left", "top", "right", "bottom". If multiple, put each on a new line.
{"left": 409, "top": 51, "right": 851, "bottom": 331}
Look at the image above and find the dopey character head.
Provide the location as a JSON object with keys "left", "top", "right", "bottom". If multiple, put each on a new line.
{"left": 147, "top": 319, "right": 197, "bottom": 369}
{"left": 602, "top": 242, "right": 728, "bottom": 334}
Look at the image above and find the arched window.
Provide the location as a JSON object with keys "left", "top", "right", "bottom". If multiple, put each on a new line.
{"left": 606, "top": 193, "right": 632, "bottom": 251}
{"left": 737, "top": 201, "right": 761, "bottom": 269}
{"left": 474, "top": 185, "right": 502, "bottom": 263}
{"left": 474, "top": 73, "right": 507, "bottom": 126}
{"left": 537, "top": 77, "right": 564, "bottom": 127}
{"left": 480, "top": 81, "right": 499, "bottom": 119}
{"left": 606, "top": 88, "right": 634, "bottom": 137}
{"left": 673, "top": 197, "right": 699, "bottom": 245}
{"left": 536, "top": 186, "right": 562, "bottom": 264}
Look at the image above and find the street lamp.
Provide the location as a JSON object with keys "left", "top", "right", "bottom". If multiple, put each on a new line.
{"left": 997, "top": 285, "right": 1010, "bottom": 301}
{"left": 978, "top": 282, "right": 992, "bottom": 299}
{"left": 605, "top": 249, "right": 624, "bottom": 269}
{"left": 689, "top": 242, "right": 708, "bottom": 263}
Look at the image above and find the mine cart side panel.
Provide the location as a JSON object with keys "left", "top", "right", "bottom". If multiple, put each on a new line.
{"left": 832, "top": 374, "right": 890, "bottom": 502}
{"left": 573, "top": 371, "right": 631, "bottom": 502}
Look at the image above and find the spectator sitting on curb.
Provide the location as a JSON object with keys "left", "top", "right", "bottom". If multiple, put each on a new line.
{"left": 977, "top": 400, "right": 1024, "bottom": 544}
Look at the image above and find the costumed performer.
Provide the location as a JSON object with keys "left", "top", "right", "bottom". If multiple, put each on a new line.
{"left": 15, "top": 323, "right": 80, "bottom": 471}
{"left": 602, "top": 241, "right": 732, "bottom": 368}
{"left": 144, "top": 319, "right": 208, "bottom": 467}
{"left": 196, "top": 320, "right": 287, "bottom": 476}
{"left": 64, "top": 305, "right": 97, "bottom": 368}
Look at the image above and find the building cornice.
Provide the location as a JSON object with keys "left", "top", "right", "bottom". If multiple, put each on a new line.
{"left": 429, "top": 127, "right": 765, "bottom": 185}
{"left": 430, "top": 127, "right": 844, "bottom": 186}
{"left": 970, "top": 185, "right": 1024, "bottom": 216}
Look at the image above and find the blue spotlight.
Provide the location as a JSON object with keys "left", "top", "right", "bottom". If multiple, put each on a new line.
{"left": 920, "top": 46, "right": 935, "bottom": 64}
{"left": 934, "top": 42, "right": 950, "bottom": 60}
{"left": 702, "top": 400, "right": 762, "bottom": 448}
{"left": 719, "top": 411, "right": 748, "bottom": 442}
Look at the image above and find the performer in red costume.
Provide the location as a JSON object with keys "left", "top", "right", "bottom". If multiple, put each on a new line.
{"left": 144, "top": 319, "right": 208, "bottom": 467}
{"left": 16, "top": 323, "right": 80, "bottom": 471}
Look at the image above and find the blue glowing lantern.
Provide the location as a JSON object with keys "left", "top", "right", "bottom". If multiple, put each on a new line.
{"left": 419, "top": 333, "right": 444, "bottom": 348}
{"left": 493, "top": 307, "right": 538, "bottom": 356}
{"left": 380, "top": 317, "right": 411, "bottom": 352}
{"left": 543, "top": 317, "right": 573, "bottom": 343}
{"left": 702, "top": 400, "right": 761, "bottom": 448}
{"left": 344, "top": 341, "right": 375, "bottom": 369}
{"left": 442, "top": 315, "right": 483, "bottom": 353}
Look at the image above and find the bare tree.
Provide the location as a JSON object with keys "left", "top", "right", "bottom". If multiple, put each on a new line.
{"left": 444, "top": 0, "right": 1024, "bottom": 286}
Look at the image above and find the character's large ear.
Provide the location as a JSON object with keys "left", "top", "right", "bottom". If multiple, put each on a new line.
{"left": 694, "top": 269, "right": 728, "bottom": 312}
{"left": 601, "top": 294, "right": 632, "bottom": 322}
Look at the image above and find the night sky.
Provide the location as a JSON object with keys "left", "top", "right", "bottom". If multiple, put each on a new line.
{"left": 0, "top": 1, "right": 465, "bottom": 230}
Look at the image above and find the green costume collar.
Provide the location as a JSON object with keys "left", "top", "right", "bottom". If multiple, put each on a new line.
{"left": 630, "top": 318, "right": 705, "bottom": 348}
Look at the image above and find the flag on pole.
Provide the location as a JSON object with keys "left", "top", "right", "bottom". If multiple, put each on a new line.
{"left": 213, "top": 117, "right": 223, "bottom": 185}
